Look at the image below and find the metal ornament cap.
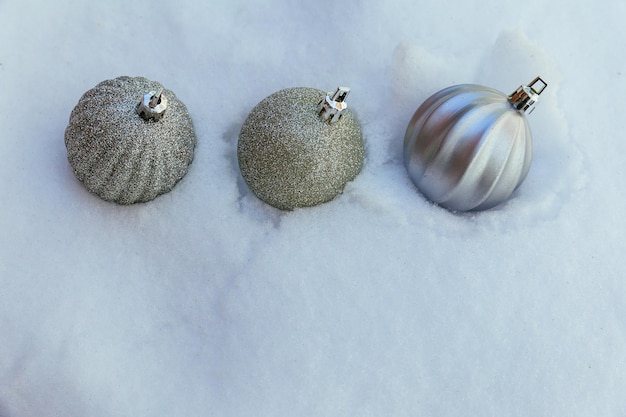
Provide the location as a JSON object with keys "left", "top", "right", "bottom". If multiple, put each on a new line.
{"left": 238, "top": 87, "right": 364, "bottom": 210}
{"left": 403, "top": 77, "right": 546, "bottom": 212}
{"left": 136, "top": 89, "right": 168, "bottom": 121}
{"left": 64, "top": 76, "right": 196, "bottom": 204}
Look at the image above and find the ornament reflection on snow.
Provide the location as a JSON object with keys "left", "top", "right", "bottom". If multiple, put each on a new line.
{"left": 238, "top": 87, "right": 364, "bottom": 210}
{"left": 65, "top": 76, "right": 196, "bottom": 204}
{"left": 403, "top": 77, "right": 547, "bottom": 211}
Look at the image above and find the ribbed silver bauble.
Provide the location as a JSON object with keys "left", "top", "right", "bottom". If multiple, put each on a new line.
{"left": 238, "top": 87, "right": 364, "bottom": 210}
{"left": 403, "top": 77, "right": 547, "bottom": 211}
{"left": 65, "top": 76, "right": 196, "bottom": 204}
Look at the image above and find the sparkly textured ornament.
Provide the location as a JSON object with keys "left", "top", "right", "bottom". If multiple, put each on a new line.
{"left": 65, "top": 76, "right": 196, "bottom": 204}
{"left": 238, "top": 87, "right": 364, "bottom": 210}
{"left": 404, "top": 77, "right": 547, "bottom": 211}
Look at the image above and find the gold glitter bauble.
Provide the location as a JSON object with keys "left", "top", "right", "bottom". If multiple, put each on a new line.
{"left": 238, "top": 87, "right": 364, "bottom": 210}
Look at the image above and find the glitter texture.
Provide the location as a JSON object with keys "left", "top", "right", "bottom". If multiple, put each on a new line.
{"left": 238, "top": 87, "right": 364, "bottom": 210}
{"left": 64, "top": 76, "right": 196, "bottom": 204}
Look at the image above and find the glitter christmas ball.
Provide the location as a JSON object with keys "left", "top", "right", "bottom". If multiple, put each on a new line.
{"left": 238, "top": 87, "right": 364, "bottom": 210}
{"left": 403, "top": 77, "right": 547, "bottom": 211}
{"left": 65, "top": 76, "right": 196, "bottom": 204}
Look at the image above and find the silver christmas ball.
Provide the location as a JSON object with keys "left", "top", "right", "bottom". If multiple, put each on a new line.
{"left": 65, "top": 76, "right": 196, "bottom": 204}
{"left": 404, "top": 77, "right": 547, "bottom": 211}
{"left": 238, "top": 87, "right": 364, "bottom": 210}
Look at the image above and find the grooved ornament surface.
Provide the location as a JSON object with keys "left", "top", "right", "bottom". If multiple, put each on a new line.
{"left": 238, "top": 87, "right": 364, "bottom": 210}
{"left": 404, "top": 84, "right": 533, "bottom": 212}
{"left": 64, "top": 76, "right": 196, "bottom": 204}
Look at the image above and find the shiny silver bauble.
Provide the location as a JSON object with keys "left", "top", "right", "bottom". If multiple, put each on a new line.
{"left": 403, "top": 78, "right": 546, "bottom": 211}
{"left": 65, "top": 76, "right": 196, "bottom": 204}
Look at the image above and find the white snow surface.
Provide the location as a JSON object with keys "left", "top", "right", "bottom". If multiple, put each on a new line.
{"left": 1, "top": 1, "right": 625, "bottom": 416}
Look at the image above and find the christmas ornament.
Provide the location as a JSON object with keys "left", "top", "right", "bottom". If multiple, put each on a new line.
{"left": 403, "top": 77, "right": 547, "bottom": 211}
{"left": 238, "top": 87, "right": 364, "bottom": 210}
{"left": 65, "top": 76, "right": 196, "bottom": 204}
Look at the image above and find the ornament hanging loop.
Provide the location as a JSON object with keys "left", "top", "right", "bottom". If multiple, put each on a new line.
{"left": 318, "top": 87, "right": 350, "bottom": 123}
{"left": 137, "top": 88, "right": 168, "bottom": 121}
{"left": 508, "top": 76, "right": 547, "bottom": 114}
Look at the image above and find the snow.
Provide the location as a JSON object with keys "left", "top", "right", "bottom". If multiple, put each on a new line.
{"left": 1, "top": 0, "right": 625, "bottom": 416}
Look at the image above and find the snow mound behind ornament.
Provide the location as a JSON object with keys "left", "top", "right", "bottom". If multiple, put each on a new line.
{"left": 65, "top": 76, "right": 196, "bottom": 204}
{"left": 238, "top": 87, "right": 364, "bottom": 210}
